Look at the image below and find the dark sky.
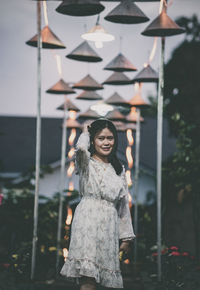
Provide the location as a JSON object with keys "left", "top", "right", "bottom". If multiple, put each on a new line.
{"left": 0, "top": 0, "right": 199, "bottom": 118}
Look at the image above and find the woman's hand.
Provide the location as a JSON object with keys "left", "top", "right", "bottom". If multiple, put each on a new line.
{"left": 119, "top": 241, "right": 130, "bottom": 254}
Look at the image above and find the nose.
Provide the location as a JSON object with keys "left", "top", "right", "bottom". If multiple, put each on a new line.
{"left": 103, "top": 138, "right": 109, "bottom": 145}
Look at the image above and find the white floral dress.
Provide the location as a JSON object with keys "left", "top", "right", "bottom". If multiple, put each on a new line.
{"left": 60, "top": 132, "right": 135, "bottom": 288}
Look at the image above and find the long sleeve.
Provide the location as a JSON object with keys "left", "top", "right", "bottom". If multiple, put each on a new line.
{"left": 118, "top": 170, "right": 136, "bottom": 241}
{"left": 75, "top": 132, "right": 90, "bottom": 175}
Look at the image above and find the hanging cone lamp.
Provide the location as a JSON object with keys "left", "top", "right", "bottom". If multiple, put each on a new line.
{"left": 46, "top": 79, "right": 75, "bottom": 94}
{"left": 106, "top": 109, "right": 126, "bottom": 121}
{"left": 73, "top": 74, "right": 103, "bottom": 91}
{"left": 106, "top": 92, "right": 131, "bottom": 108}
{"left": 128, "top": 93, "right": 149, "bottom": 108}
{"left": 103, "top": 72, "right": 132, "bottom": 86}
{"left": 65, "top": 119, "right": 82, "bottom": 129}
{"left": 26, "top": 26, "right": 66, "bottom": 49}
{"left": 104, "top": 53, "right": 137, "bottom": 72}
{"left": 141, "top": 10, "right": 185, "bottom": 37}
{"left": 79, "top": 108, "right": 100, "bottom": 120}
{"left": 76, "top": 91, "right": 103, "bottom": 101}
{"left": 104, "top": 0, "right": 149, "bottom": 24}
{"left": 57, "top": 99, "right": 80, "bottom": 112}
{"left": 132, "top": 64, "right": 158, "bottom": 83}
{"left": 126, "top": 107, "right": 144, "bottom": 123}
{"left": 56, "top": 0, "right": 105, "bottom": 17}
{"left": 66, "top": 41, "right": 102, "bottom": 63}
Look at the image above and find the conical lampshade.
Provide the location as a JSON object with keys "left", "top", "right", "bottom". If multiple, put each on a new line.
{"left": 104, "top": 53, "right": 137, "bottom": 72}
{"left": 104, "top": 0, "right": 149, "bottom": 24}
{"left": 76, "top": 91, "right": 103, "bottom": 101}
{"left": 65, "top": 119, "right": 82, "bottom": 129}
{"left": 66, "top": 41, "right": 102, "bottom": 63}
{"left": 26, "top": 26, "right": 66, "bottom": 49}
{"left": 82, "top": 24, "right": 114, "bottom": 43}
{"left": 57, "top": 99, "right": 80, "bottom": 112}
{"left": 56, "top": 0, "right": 105, "bottom": 17}
{"left": 132, "top": 64, "right": 158, "bottom": 83}
{"left": 106, "top": 109, "right": 126, "bottom": 121}
{"left": 46, "top": 79, "right": 75, "bottom": 94}
{"left": 103, "top": 72, "right": 132, "bottom": 86}
{"left": 128, "top": 94, "right": 149, "bottom": 108}
{"left": 73, "top": 74, "right": 103, "bottom": 91}
{"left": 141, "top": 10, "right": 185, "bottom": 37}
{"left": 106, "top": 92, "right": 131, "bottom": 108}
{"left": 79, "top": 108, "right": 100, "bottom": 120}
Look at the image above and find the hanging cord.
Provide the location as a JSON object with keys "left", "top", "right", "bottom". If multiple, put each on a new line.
{"left": 43, "top": 0, "right": 48, "bottom": 26}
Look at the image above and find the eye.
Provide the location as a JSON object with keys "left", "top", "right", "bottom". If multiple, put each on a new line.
{"left": 108, "top": 136, "right": 114, "bottom": 140}
{"left": 98, "top": 137, "right": 104, "bottom": 140}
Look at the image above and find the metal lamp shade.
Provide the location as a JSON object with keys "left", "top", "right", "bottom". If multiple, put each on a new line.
{"left": 76, "top": 91, "right": 103, "bottom": 101}
{"left": 132, "top": 64, "right": 158, "bottom": 83}
{"left": 105, "top": 109, "right": 126, "bottom": 121}
{"left": 65, "top": 119, "right": 82, "bottom": 129}
{"left": 73, "top": 74, "right": 103, "bottom": 91}
{"left": 79, "top": 108, "right": 100, "bottom": 120}
{"left": 106, "top": 92, "right": 131, "bottom": 108}
{"left": 104, "top": 0, "right": 149, "bottom": 24}
{"left": 104, "top": 53, "right": 137, "bottom": 72}
{"left": 128, "top": 94, "right": 149, "bottom": 108}
{"left": 26, "top": 26, "right": 66, "bottom": 49}
{"left": 46, "top": 79, "right": 75, "bottom": 94}
{"left": 56, "top": 0, "right": 105, "bottom": 17}
{"left": 66, "top": 41, "right": 102, "bottom": 63}
{"left": 57, "top": 99, "right": 80, "bottom": 112}
{"left": 141, "top": 10, "right": 185, "bottom": 37}
{"left": 103, "top": 72, "right": 132, "bottom": 86}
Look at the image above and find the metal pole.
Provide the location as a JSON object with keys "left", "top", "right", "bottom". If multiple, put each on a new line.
{"left": 157, "top": 37, "right": 165, "bottom": 281}
{"left": 31, "top": 1, "right": 42, "bottom": 280}
{"left": 134, "top": 108, "right": 141, "bottom": 263}
{"left": 56, "top": 96, "right": 68, "bottom": 273}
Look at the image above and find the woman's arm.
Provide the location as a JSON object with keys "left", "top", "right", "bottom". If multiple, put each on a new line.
{"left": 75, "top": 129, "right": 90, "bottom": 175}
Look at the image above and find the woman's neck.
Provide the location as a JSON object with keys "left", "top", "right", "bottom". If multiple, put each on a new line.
{"left": 92, "top": 154, "right": 109, "bottom": 164}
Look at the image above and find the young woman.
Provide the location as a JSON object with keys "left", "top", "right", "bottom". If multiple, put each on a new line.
{"left": 61, "top": 118, "right": 135, "bottom": 289}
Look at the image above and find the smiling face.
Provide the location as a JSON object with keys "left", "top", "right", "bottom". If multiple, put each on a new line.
{"left": 93, "top": 127, "right": 115, "bottom": 159}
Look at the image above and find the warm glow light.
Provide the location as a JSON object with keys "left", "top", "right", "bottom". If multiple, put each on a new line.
{"left": 134, "top": 82, "right": 140, "bottom": 92}
{"left": 126, "top": 146, "right": 133, "bottom": 169}
{"left": 126, "top": 170, "right": 132, "bottom": 187}
{"left": 128, "top": 193, "right": 132, "bottom": 209}
{"left": 69, "top": 181, "right": 74, "bottom": 191}
{"left": 63, "top": 248, "right": 68, "bottom": 262}
{"left": 43, "top": 1, "right": 48, "bottom": 26}
{"left": 68, "top": 147, "right": 75, "bottom": 159}
{"left": 69, "top": 129, "right": 76, "bottom": 146}
{"left": 82, "top": 25, "right": 115, "bottom": 42}
{"left": 68, "top": 110, "right": 76, "bottom": 121}
{"left": 66, "top": 206, "right": 73, "bottom": 226}
{"left": 126, "top": 129, "right": 134, "bottom": 146}
{"left": 124, "top": 259, "right": 130, "bottom": 264}
{"left": 67, "top": 161, "right": 75, "bottom": 177}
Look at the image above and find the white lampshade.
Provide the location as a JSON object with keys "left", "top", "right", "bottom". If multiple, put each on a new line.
{"left": 90, "top": 101, "right": 113, "bottom": 116}
{"left": 82, "top": 25, "right": 115, "bottom": 42}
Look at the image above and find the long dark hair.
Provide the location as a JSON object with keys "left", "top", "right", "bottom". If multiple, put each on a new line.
{"left": 87, "top": 118, "right": 123, "bottom": 175}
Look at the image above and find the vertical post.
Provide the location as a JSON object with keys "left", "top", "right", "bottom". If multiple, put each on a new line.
{"left": 157, "top": 37, "right": 165, "bottom": 281}
{"left": 31, "top": 1, "right": 42, "bottom": 280}
{"left": 134, "top": 108, "right": 141, "bottom": 263}
{"left": 56, "top": 96, "right": 68, "bottom": 273}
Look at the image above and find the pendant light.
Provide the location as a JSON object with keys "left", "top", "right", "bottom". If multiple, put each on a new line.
{"left": 103, "top": 72, "right": 132, "bottom": 86}
{"left": 104, "top": 53, "right": 137, "bottom": 72}
{"left": 66, "top": 41, "right": 102, "bottom": 62}
{"left": 56, "top": 0, "right": 105, "bottom": 17}
{"left": 132, "top": 64, "right": 158, "bottom": 83}
{"left": 104, "top": 0, "right": 149, "bottom": 24}
{"left": 46, "top": 79, "right": 75, "bottom": 94}
{"left": 73, "top": 74, "right": 103, "bottom": 91}
{"left": 76, "top": 91, "right": 103, "bottom": 101}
